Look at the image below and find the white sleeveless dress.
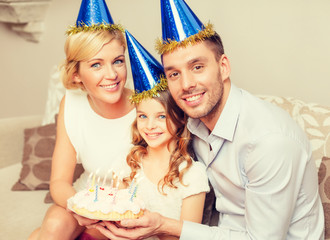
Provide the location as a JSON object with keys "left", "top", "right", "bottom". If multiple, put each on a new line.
{"left": 64, "top": 89, "right": 135, "bottom": 190}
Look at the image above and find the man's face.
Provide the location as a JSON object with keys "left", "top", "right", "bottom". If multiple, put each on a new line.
{"left": 163, "top": 41, "right": 227, "bottom": 121}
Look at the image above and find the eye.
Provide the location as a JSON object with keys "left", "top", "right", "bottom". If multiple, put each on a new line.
{"left": 114, "top": 57, "right": 125, "bottom": 65}
{"left": 138, "top": 114, "right": 147, "bottom": 119}
{"left": 114, "top": 59, "right": 123, "bottom": 64}
{"left": 193, "top": 65, "right": 203, "bottom": 71}
{"left": 167, "top": 72, "right": 179, "bottom": 80}
{"left": 91, "top": 63, "right": 101, "bottom": 68}
{"left": 158, "top": 114, "right": 166, "bottom": 119}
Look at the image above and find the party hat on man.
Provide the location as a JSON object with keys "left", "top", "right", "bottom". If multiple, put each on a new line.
{"left": 66, "top": 0, "right": 123, "bottom": 35}
{"left": 126, "top": 30, "right": 167, "bottom": 103}
{"left": 156, "top": 0, "right": 215, "bottom": 54}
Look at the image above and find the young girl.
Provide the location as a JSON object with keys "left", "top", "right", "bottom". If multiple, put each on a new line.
{"left": 29, "top": 1, "right": 134, "bottom": 240}
{"left": 128, "top": 90, "right": 209, "bottom": 230}
{"left": 95, "top": 31, "right": 210, "bottom": 240}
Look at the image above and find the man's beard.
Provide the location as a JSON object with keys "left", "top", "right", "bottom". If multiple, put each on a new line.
{"left": 188, "top": 73, "right": 224, "bottom": 121}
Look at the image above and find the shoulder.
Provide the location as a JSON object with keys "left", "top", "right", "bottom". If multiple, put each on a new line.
{"left": 182, "top": 161, "right": 208, "bottom": 185}
{"left": 244, "top": 133, "right": 311, "bottom": 183}
{"left": 179, "top": 161, "right": 210, "bottom": 198}
{"left": 238, "top": 90, "right": 309, "bottom": 151}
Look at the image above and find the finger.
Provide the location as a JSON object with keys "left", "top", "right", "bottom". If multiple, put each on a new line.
{"left": 97, "top": 221, "right": 106, "bottom": 227}
{"left": 96, "top": 225, "right": 129, "bottom": 240}
{"left": 85, "top": 221, "right": 101, "bottom": 229}
{"left": 104, "top": 221, "right": 144, "bottom": 239}
{"left": 120, "top": 218, "right": 143, "bottom": 228}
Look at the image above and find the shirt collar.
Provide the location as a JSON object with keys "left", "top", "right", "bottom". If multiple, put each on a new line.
{"left": 187, "top": 84, "right": 241, "bottom": 142}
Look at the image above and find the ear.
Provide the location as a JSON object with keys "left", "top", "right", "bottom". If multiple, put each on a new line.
{"left": 219, "top": 54, "right": 231, "bottom": 81}
{"left": 72, "top": 72, "right": 82, "bottom": 84}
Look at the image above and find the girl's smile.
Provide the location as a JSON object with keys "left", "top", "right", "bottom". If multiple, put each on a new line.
{"left": 136, "top": 99, "right": 177, "bottom": 150}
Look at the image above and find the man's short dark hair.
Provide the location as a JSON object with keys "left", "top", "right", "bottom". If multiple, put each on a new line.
{"left": 204, "top": 32, "right": 225, "bottom": 61}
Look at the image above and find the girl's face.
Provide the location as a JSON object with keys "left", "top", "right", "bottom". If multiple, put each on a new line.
{"left": 73, "top": 39, "right": 127, "bottom": 105}
{"left": 136, "top": 98, "right": 177, "bottom": 150}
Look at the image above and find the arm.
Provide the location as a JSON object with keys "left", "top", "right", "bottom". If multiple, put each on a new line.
{"left": 242, "top": 135, "right": 308, "bottom": 239}
{"left": 181, "top": 135, "right": 311, "bottom": 240}
{"left": 158, "top": 192, "right": 206, "bottom": 240}
{"left": 49, "top": 96, "right": 78, "bottom": 207}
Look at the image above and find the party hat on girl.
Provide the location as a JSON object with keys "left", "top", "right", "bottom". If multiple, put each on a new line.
{"left": 125, "top": 30, "right": 167, "bottom": 103}
{"left": 66, "top": 0, "right": 123, "bottom": 35}
{"left": 156, "top": 0, "right": 215, "bottom": 54}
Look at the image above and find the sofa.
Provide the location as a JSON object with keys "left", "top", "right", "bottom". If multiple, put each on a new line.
{"left": 0, "top": 114, "right": 50, "bottom": 239}
{"left": 1, "top": 95, "right": 329, "bottom": 240}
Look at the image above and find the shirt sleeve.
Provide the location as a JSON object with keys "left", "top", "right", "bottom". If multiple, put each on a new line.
{"left": 243, "top": 134, "right": 310, "bottom": 239}
{"left": 180, "top": 161, "right": 210, "bottom": 199}
{"left": 181, "top": 221, "right": 250, "bottom": 240}
{"left": 182, "top": 134, "right": 312, "bottom": 240}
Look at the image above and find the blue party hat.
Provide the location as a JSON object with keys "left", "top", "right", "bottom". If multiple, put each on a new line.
{"left": 125, "top": 30, "right": 167, "bottom": 103}
{"left": 66, "top": 0, "right": 123, "bottom": 35}
{"left": 156, "top": 0, "right": 215, "bottom": 54}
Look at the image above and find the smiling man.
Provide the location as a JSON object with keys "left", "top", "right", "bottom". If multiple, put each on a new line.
{"left": 94, "top": 0, "right": 324, "bottom": 239}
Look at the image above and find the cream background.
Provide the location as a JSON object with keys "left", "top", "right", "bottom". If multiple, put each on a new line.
{"left": 0, "top": 0, "right": 329, "bottom": 118}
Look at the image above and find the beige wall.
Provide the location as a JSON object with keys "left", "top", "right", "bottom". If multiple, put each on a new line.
{"left": 1, "top": 0, "right": 329, "bottom": 118}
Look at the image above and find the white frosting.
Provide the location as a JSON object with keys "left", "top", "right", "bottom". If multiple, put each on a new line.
{"left": 68, "top": 186, "right": 145, "bottom": 215}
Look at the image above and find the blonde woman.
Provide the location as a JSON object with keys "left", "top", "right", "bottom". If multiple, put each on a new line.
{"left": 29, "top": 1, "right": 135, "bottom": 239}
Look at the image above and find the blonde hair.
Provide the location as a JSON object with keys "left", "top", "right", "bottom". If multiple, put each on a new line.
{"left": 125, "top": 90, "right": 193, "bottom": 195}
{"left": 60, "top": 30, "right": 126, "bottom": 90}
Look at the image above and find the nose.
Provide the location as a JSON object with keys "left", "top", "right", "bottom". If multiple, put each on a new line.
{"left": 146, "top": 118, "right": 156, "bottom": 130}
{"left": 181, "top": 72, "right": 196, "bottom": 92}
{"left": 105, "top": 64, "right": 117, "bottom": 80}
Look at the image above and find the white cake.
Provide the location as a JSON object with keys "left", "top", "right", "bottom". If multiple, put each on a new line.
{"left": 68, "top": 186, "right": 145, "bottom": 221}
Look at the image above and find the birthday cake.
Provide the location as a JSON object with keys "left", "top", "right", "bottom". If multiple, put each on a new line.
{"left": 67, "top": 186, "right": 145, "bottom": 221}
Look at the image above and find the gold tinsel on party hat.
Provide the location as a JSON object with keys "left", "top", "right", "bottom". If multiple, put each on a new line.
{"left": 130, "top": 76, "right": 168, "bottom": 104}
{"left": 156, "top": 23, "right": 215, "bottom": 55}
{"left": 66, "top": 22, "right": 124, "bottom": 36}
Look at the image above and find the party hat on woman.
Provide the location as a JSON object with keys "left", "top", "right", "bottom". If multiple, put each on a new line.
{"left": 156, "top": 0, "right": 215, "bottom": 54}
{"left": 125, "top": 30, "right": 167, "bottom": 103}
{"left": 66, "top": 0, "right": 123, "bottom": 35}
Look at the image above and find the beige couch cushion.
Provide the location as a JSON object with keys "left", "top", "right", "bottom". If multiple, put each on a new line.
{"left": 0, "top": 163, "right": 49, "bottom": 239}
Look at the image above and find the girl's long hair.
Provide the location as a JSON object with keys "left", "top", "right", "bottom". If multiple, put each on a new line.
{"left": 126, "top": 89, "right": 193, "bottom": 194}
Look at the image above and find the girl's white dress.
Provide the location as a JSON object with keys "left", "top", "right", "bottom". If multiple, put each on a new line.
{"left": 135, "top": 161, "right": 210, "bottom": 240}
{"left": 64, "top": 89, "right": 135, "bottom": 190}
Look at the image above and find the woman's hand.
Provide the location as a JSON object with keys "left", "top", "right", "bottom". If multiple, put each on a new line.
{"left": 67, "top": 208, "right": 99, "bottom": 227}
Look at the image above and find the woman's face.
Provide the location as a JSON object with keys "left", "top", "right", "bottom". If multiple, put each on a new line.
{"left": 136, "top": 99, "right": 177, "bottom": 151}
{"left": 74, "top": 39, "right": 127, "bottom": 105}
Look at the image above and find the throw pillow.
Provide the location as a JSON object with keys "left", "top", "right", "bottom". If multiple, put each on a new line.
{"left": 318, "top": 156, "right": 330, "bottom": 239}
{"left": 12, "top": 123, "right": 56, "bottom": 190}
{"left": 12, "top": 114, "right": 84, "bottom": 195}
